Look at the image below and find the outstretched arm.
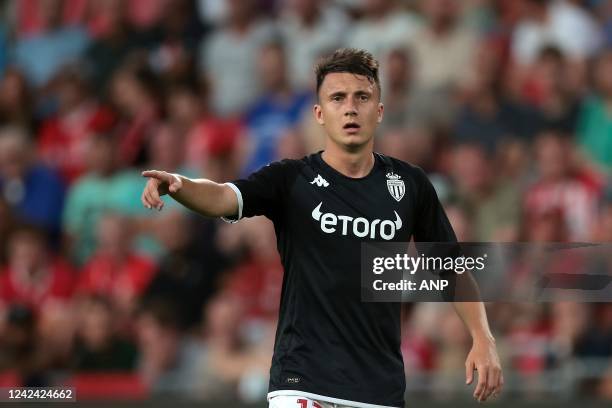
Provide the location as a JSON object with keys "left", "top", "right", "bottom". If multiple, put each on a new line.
{"left": 141, "top": 170, "right": 238, "bottom": 217}
{"left": 453, "top": 301, "right": 503, "bottom": 402}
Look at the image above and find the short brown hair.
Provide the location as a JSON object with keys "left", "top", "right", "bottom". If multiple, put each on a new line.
{"left": 315, "top": 48, "right": 380, "bottom": 96}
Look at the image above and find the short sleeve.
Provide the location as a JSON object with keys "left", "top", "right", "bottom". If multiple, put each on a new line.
{"left": 412, "top": 168, "right": 460, "bottom": 299}
{"left": 412, "top": 168, "right": 457, "bottom": 243}
{"left": 223, "top": 160, "right": 290, "bottom": 222}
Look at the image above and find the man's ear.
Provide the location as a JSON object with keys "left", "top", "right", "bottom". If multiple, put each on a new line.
{"left": 377, "top": 102, "right": 384, "bottom": 123}
{"left": 313, "top": 104, "right": 325, "bottom": 125}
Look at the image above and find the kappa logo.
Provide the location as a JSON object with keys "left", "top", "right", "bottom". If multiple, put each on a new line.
{"left": 386, "top": 172, "right": 405, "bottom": 202}
{"left": 310, "top": 174, "right": 330, "bottom": 187}
{"left": 312, "top": 202, "right": 402, "bottom": 240}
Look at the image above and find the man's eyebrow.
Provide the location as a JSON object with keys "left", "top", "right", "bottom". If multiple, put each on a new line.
{"left": 328, "top": 91, "right": 347, "bottom": 98}
{"left": 327, "top": 90, "right": 372, "bottom": 97}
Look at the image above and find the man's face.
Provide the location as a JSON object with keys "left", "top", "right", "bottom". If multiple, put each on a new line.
{"left": 314, "top": 72, "right": 383, "bottom": 151}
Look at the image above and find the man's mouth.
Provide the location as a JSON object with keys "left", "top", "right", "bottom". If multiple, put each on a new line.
{"left": 343, "top": 123, "right": 361, "bottom": 130}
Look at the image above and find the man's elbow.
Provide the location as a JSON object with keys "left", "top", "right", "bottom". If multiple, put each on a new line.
{"left": 216, "top": 183, "right": 240, "bottom": 218}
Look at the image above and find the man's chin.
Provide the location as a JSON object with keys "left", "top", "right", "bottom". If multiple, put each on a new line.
{"left": 331, "top": 139, "right": 371, "bottom": 153}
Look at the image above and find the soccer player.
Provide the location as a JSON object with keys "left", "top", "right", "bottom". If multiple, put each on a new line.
{"left": 141, "top": 48, "right": 502, "bottom": 408}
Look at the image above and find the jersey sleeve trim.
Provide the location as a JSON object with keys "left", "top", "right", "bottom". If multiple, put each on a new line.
{"left": 221, "top": 182, "right": 243, "bottom": 224}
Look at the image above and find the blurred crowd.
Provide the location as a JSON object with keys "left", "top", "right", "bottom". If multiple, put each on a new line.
{"left": 0, "top": 0, "right": 612, "bottom": 402}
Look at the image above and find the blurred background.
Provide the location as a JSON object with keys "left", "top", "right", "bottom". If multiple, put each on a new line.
{"left": 0, "top": 0, "right": 611, "bottom": 406}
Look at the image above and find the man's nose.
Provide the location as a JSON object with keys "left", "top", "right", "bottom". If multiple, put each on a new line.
{"left": 344, "top": 97, "right": 358, "bottom": 117}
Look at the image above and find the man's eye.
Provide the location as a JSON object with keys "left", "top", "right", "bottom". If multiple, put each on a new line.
{"left": 332, "top": 96, "right": 343, "bottom": 102}
{"left": 360, "top": 95, "right": 369, "bottom": 101}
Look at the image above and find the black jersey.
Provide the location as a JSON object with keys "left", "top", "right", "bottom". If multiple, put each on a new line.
{"left": 225, "top": 152, "right": 456, "bottom": 408}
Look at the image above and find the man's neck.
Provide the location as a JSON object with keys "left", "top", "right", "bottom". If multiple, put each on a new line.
{"left": 321, "top": 144, "right": 375, "bottom": 178}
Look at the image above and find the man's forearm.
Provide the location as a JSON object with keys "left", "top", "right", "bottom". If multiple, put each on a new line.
{"left": 169, "top": 175, "right": 237, "bottom": 218}
{"left": 452, "top": 302, "right": 495, "bottom": 343}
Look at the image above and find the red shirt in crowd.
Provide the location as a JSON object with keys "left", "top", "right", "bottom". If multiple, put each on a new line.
{"left": 224, "top": 258, "right": 283, "bottom": 323}
{"left": 524, "top": 171, "right": 603, "bottom": 241}
{"left": 37, "top": 103, "right": 116, "bottom": 183}
{"left": 0, "top": 257, "right": 76, "bottom": 313}
{"left": 77, "top": 253, "right": 156, "bottom": 301}
{"left": 185, "top": 116, "right": 243, "bottom": 165}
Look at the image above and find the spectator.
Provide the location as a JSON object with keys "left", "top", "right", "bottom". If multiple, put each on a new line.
{"left": 551, "top": 301, "right": 589, "bottom": 356}
{"left": 145, "top": 123, "right": 192, "bottom": 176}
{"left": 279, "top": 0, "right": 348, "bottom": 90}
{"left": 73, "top": 295, "right": 138, "bottom": 371}
{"left": 111, "top": 121, "right": 194, "bottom": 224}
{"left": 522, "top": 206, "right": 570, "bottom": 242}
{"left": 377, "top": 48, "right": 448, "bottom": 133}
{"left": 124, "top": 0, "right": 169, "bottom": 32}
{"left": 77, "top": 212, "right": 156, "bottom": 318}
{"left": 578, "top": 49, "right": 612, "bottom": 170}
{"left": 376, "top": 127, "right": 435, "bottom": 170}
{"left": 195, "top": 295, "right": 248, "bottom": 400}
{"left": 409, "top": 0, "right": 478, "bottom": 93}
{"left": 575, "top": 304, "right": 612, "bottom": 358}
{"left": 505, "top": 304, "right": 552, "bottom": 379}
{"left": 214, "top": 217, "right": 282, "bottom": 401}
{"left": 242, "top": 41, "right": 310, "bottom": 175}
{"left": 0, "top": 225, "right": 75, "bottom": 314}
{"left": 166, "top": 83, "right": 204, "bottom": 141}
{"left": 83, "top": 0, "right": 151, "bottom": 88}
{"left": 449, "top": 143, "right": 521, "bottom": 241}
{"left": 109, "top": 59, "right": 161, "bottom": 167}
{"left": 62, "top": 132, "right": 147, "bottom": 264}
{"left": 198, "top": 0, "right": 276, "bottom": 116}
{"left": 0, "top": 305, "right": 47, "bottom": 386}
{"left": 431, "top": 306, "right": 473, "bottom": 394}
{"left": 348, "top": 0, "right": 421, "bottom": 63}
{"left": 15, "top": 0, "right": 87, "bottom": 38}
{"left": 522, "top": 46, "right": 582, "bottom": 133}
{"left": 524, "top": 131, "right": 602, "bottom": 241}
{"left": 124, "top": 122, "right": 197, "bottom": 259}
{"left": 137, "top": 300, "right": 203, "bottom": 395}
{"left": 144, "top": 209, "right": 230, "bottom": 330}
{"left": 511, "top": 0, "right": 602, "bottom": 67}
{"left": 146, "top": 0, "right": 206, "bottom": 81}
{"left": 12, "top": 0, "right": 90, "bottom": 87}
{"left": 454, "top": 39, "right": 542, "bottom": 151}
{"left": 601, "top": 0, "right": 612, "bottom": 47}
{"left": 166, "top": 81, "right": 243, "bottom": 181}
{"left": 36, "top": 67, "right": 116, "bottom": 184}
{"left": 0, "top": 69, "right": 33, "bottom": 130}
{"left": 0, "top": 127, "right": 65, "bottom": 237}
{"left": 223, "top": 217, "right": 283, "bottom": 327}
{"left": 0, "top": 197, "right": 13, "bottom": 265}
{"left": 380, "top": 47, "right": 414, "bottom": 127}
{"left": 444, "top": 203, "right": 473, "bottom": 241}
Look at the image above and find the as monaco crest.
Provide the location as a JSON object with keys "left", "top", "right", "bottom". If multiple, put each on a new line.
{"left": 386, "top": 172, "right": 405, "bottom": 202}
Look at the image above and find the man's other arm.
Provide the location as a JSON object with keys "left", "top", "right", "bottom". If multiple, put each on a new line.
{"left": 454, "top": 298, "right": 503, "bottom": 402}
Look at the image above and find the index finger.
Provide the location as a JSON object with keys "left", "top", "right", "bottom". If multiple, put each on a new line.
{"left": 142, "top": 170, "right": 163, "bottom": 179}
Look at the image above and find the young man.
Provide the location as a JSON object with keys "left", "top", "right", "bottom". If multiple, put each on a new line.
{"left": 141, "top": 48, "right": 502, "bottom": 408}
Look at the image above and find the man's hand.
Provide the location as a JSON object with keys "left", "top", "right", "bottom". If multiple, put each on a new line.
{"left": 141, "top": 170, "right": 183, "bottom": 210}
{"left": 465, "top": 336, "right": 503, "bottom": 402}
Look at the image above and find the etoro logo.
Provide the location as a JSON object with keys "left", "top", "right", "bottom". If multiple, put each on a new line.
{"left": 311, "top": 202, "right": 402, "bottom": 240}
